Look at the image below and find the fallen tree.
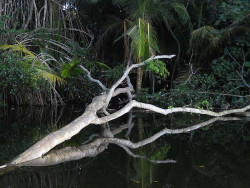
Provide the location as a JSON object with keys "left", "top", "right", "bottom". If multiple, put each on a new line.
{"left": 1, "top": 55, "right": 250, "bottom": 168}
{"left": 0, "top": 116, "right": 245, "bottom": 176}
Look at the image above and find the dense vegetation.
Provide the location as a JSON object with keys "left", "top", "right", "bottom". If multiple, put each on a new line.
{"left": 0, "top": 0, "right": 249, "bottom": 109}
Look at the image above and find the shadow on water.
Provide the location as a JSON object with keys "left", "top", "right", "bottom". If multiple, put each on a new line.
{"left": 0, "top": 107, "right": 250, "bottom": 188}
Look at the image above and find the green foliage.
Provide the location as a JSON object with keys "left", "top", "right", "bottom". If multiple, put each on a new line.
{"left": 189, "top": 26, "right": 219, "bottom": 54}
{"left": 0, "top": 15, "right": 11, "bottom": 32}
{"left": 214, "top": 0, "right": 250, "bottom": 27}
{"left": 61, "top": 59, "right": 83, "bottom": 78}
{"left": 0, "top": 52, "right": 50, "bottom": 105}
{"left": 194, "top": 100, "right": 213, "bottom": 110}
{"left": 62, "top": 76, "right": 102, "bottom": 103}
{"left": 90, "top": 61, "right": 111, "bottom": 70}
{"left": 170, "top": 2, "right": 192, "bottom": 30}
{"left": 192, "top": 74, "right": 217, "bottom": 91}
{"left": 150, "top": 144, "right": 171, "bottom": 161}
{"left": 211, "top": 29, "right": 250, "bottom": 90}
{"left": 120, "top": 18, "right": 159, "bottom": 62}
{"left": 61, "top": 57, "right": 110, "bottom": 79}
{"left": 138, "top": 57, "right": 249, "bottom": 109}
{"left": 72, "top": 46, "right": 111, "bottom": 71}
{"left": 136, "top": 88, "right": 149, "bottom": 103}
{"left": 146, "top": 60, "right": 169, "bottom": 79}
{"left": 106, "top": 64, "right": 125, "bottom": 82}
{"left": 0, "top": 15, "right": 22, "bottom": 44}
{"left": 1, "top": 0, "right": 249, "bottom": 107}
{"left": 0, "top": 42, "right": 65, "bottom": 86}
{"left": 0, "top": 43, "right": 35, "bottom": 58}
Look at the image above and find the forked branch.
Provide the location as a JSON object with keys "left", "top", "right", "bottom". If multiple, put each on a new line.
{"left": 79, "top": 65, "right": 107, "bottom": 91}
{"left": 104, "top": 55, "right": 176, "bottom": 109}
{"left": 1, "top": 54, "right": 249, "bottom": 168}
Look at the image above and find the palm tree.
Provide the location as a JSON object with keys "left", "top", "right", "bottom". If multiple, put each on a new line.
{"left": 188, "top": 0, "right": 249, "bottom": 65}
{"left": 120, "top": 18, "right": 159, "bottom": 91}
{"left": 113, "top": 0, "right": 192, "bottom": 91}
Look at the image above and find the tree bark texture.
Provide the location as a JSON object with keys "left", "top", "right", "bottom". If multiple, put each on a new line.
{"left": 136, "top": 67, "right": 143, "bottom": 92}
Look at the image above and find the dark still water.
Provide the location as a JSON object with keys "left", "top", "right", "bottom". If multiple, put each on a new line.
{"left": 0, "top": 106, "right": 249, "bottom": 188}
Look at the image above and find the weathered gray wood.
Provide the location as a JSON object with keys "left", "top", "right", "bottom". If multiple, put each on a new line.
{"left": 1, "top": 55, "right": 249, "bottom": 168}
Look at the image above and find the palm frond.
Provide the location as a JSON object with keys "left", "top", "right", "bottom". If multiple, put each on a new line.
{"left": 189, "top": 25, "right": 219, "bottom": 54}
{"left": 0, "top": 43, "right": 36, "bottom": 58}
{"left": 115, "top": 24, "right": 139, "bottom": 42}
{"left": 95, "top": 15, "right": 124, "bottom": 51}
{"left": 84, "top": 61, "right": 111, "bottom": 71}
{"left": 170, "top": 2, "right": 193, "bottom": 31}
{"left": 0, "top": 42, "right": 65, "bottom": 86}
{"left": 29, "top": 55, "right": 66, "bottom": 86}
{"left": 147, "top": 23, "right": 159, "bottom": 54}
{"left": 36, "top": 68, "right": 65, "bottom": 87}
{"left": 121, "top": 18, "right": 159, "bottom": 62}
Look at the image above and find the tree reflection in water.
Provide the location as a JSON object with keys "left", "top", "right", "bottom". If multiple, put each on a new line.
{"left": 0, "top": 112, "right": 249, "bottom": 188}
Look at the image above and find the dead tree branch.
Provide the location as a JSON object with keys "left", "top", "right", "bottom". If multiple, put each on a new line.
{"left": 79, "top": 65, "right": 107, "bottom": 91}
{"left": 1, "top": 55, "right": 250, "bottom": 168}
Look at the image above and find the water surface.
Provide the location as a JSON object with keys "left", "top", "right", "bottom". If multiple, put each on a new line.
{"left": 0, "top": 107, "right": 249, "bottom": 188}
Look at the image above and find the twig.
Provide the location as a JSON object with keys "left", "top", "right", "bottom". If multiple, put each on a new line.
{"left": 197, "top": 91, "right": 249, "bottom": 98}
{"left": 229, "top": 51, "right": 250, "bottom": 88}
{"left": 79, "top": 65, "right": 107, "bottom": 91}
{"left": 103, "top": 55, "right": 175, "bottom": 110}
{"left": 118, "top": 145, "right": 176, "bottom": 164}
{"left": 184, "top": 51, "right": 200, "bottom": 84}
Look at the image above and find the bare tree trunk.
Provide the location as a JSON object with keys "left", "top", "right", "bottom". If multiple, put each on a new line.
{"left": 0, "top": 1, "right": 2, "bottom": 17}
{"left": 136, "top": 67, "right": 143, "bottom": 92}
{"left": 43, "top": 0, "right": 48, "bottom": 27}
{"left": 24, "top": 0, "right": 34, "bottom": 29}
{"left": 49, "top": 0, "right": 53, "bottom": 27}
{"left": 51, "top": 0, "right": 60, "bottom": 28}
{"left": 33, "top": 0, "right": 38, "bottom": 28}
{"left": 149, "top": 71, "right": 155, "bottom": 94}
{"left": 1, "top": 55, "right": 249, "bottom": 168}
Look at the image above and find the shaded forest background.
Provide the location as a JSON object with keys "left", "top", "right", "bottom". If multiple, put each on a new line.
{"left": 0, "top": 0, "right": 249, "bottom": 109}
